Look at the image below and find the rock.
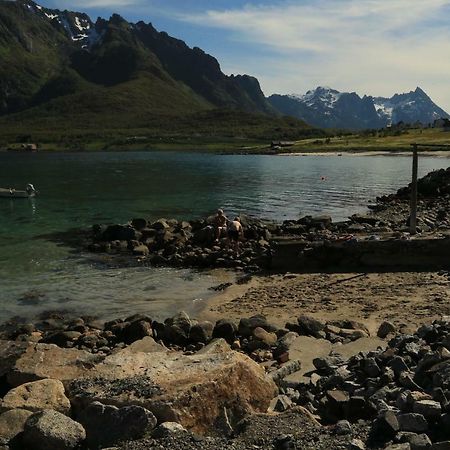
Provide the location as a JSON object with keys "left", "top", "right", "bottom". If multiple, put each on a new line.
{"left": 0, "top": 340, "right": 28, "bottom": 378}
{"left": 431, "top": 442, "right": 450, "bottom": 450}
{"left": 363, "top": 357, "right": 381, "bottom": 377}
{"left": 152, "top": 422, "right": 187, "bottom": 438}
{"left": 412, "top": 399, "right": 441, "bottom": 421}
{"left": 407, "top": 433, "right": 432, "bottom": 450}
{"left": 397, "top": 413, "right": 428, "bottom": 433}
{"left": 23, "top": 410, "right": 86, "bottom": 450}
{"left": 130, "top": 218, "right": 147, "bottom": 230}
{"left": 132, "top": 245, "right": 149, "bottom": 256}
{"left": 268, "top": 395, "right": 293, "bottom": 413}
{"left": 189, "top": 321, "right": 214, "bottom": 344}
{"left": 212, "top": 319, "right": 238, "bottom": 344}
{"left": 273, "top": 332, "right": 298, "bottom": 359}
{"left": 239, "top": 315, "right": 271, "bottom": 336}
{"left": 67, "top": 348, "right": 277, "bottom": 434}
{"left": 79, "top": 401, "right": 156, "bottom": 448}
{"left": 335, "top": 419, "right": 352, "bottom": 435}
{"left": 102, "top": 225, "right": 136, "bottom": 241}
{"left": 0, "top": 379, "right": 71, "bottom": 414}
{"left": 296, "top": 315, "right": 325, "bottom": 338}
{"left": 253, "top": 327, "right": 277, "bottom": 346}
{"left": 119, "top": 336, "right": 164, "bottom": 354}
{"left": 273, "top": 434, "right": 296, "bottom": 450}
{"left": 6, "top": 343, "right": 101, "bottom": 387}
{"left": 378, "top": 321, "right": 397, "bottom": 338}
{"left": 122, "top": 320, "right": 153, "bottom": 345}
{"left": 348, "top": 439, "right": 366, "bottom": 450}
{"left": 0, "top": 409, "right": 33, "bottom": 442}
{"left": 151, "top": 219, "right": 170, "bottom": 230}
{"left": 374, "top": 410, "right": 400, "bottom": 438}
{"left": 41, "top": 331, "right": 82, "bottom": 347}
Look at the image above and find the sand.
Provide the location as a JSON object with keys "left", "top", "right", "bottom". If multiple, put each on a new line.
{"left": 201, "top": 270, "right": 450, "bottom": 334}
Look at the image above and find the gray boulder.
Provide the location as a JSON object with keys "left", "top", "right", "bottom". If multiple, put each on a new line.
{"left": 23, "top": 410, "right": 86, "bottom": 450}
{"left": 79, "top": 401, "right": 157, "bottom": 448}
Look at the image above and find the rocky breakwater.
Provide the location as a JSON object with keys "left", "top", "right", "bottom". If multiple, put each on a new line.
{"left": 370, "top": 167, "right": 450, "bottom": 233}
{"left": 86, "top": 215, "right": 275, "bottom": 271}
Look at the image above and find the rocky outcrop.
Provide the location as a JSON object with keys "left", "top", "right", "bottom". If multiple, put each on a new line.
{"left": 68, "top": 342, "right": 278, "bottom": 433}
{"left": 0, "top": 379, "right": 71, "bottom": 414}
{"left": 6, "top": 343, "right": 102, "bottom": 387}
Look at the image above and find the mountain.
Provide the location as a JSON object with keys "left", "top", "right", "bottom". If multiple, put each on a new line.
{"left": 268, "top": 87, "right": 450, "bottom": 130}
{"left": 1, "top": 0, "right": 311, "bottom": 142}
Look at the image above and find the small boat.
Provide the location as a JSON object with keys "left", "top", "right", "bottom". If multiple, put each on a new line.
{"left": 0, "top": 184, "right": 38, "bottom": 198}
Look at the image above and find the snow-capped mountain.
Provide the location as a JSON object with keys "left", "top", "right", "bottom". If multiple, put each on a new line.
{"left": 22, "top": 0, "right": 101, "bottom": 49}
{"left": 269, "top": 87, "right": 450, "bottom": 130}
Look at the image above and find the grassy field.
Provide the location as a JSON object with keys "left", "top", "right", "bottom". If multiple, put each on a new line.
{"left": 279, "top": 127, "right": 450, "bottom": 154}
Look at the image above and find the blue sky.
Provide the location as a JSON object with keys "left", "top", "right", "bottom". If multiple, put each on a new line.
{"left": 37, "top": 0, "right": 450, "bottom": 112}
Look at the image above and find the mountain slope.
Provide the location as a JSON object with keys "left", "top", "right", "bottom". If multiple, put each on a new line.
{"left": 0, "top": 0, "right": 276, "bottom": 123}
{"left": 269, "top": 87, "right": 450, "bottom": 130}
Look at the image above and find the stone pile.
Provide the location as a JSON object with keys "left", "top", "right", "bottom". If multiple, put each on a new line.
{"left": 0, "top": 312, "right": 369, "bottom": 361}
{"left": 283, "top": 317, "right": 450, "bottom": 449}
{"left": 87, "top": 215, "right": 274, "bottom": 271}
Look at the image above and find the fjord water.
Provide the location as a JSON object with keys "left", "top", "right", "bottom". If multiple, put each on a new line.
{"left": 0, "top": 151, "right": 447, "bottom": 322}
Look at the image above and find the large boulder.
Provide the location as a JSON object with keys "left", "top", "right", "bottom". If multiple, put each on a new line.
{"left": 102, "top": 225, "right": 136, "bottom": 241}
{"left": 0, "top": 340, "right": 28, "bottom": 378}
{"left": 0, "top": 409, "right": 33, "bottom": 442}
{"left": 78, "top": 401, "right": 157, "bottom": 448}
{"left": 22, "top": 410, "right": 86, "bottom": 450}
{"left": 67, "top": 346, "right": 277, "bottom": 434}
{"left": 6, "top": 343, "right": 102, "bottom": 387}
{"left": 0, "top": 379, "right": 71, "bottom": 414}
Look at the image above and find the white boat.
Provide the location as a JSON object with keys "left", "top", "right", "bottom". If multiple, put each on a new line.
{"left": 0, "top": 184, "right": 37, "bottom": 198}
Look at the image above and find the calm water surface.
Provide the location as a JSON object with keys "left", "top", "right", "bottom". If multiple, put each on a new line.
{"left": 0, "top": 151, "right": 448, "bottom": 321}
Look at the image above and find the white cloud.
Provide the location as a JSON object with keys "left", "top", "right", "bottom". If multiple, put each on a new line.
{"left": 177, "top": 0, "right": 450, "bottom": 110}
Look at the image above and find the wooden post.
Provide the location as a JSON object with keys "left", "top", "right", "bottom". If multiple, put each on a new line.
{"left": 410, "top": 144, "right": 418, "bottom": 235}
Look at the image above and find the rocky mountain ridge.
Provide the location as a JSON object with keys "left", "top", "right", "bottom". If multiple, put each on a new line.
{"left": 0, "top": 0, "right": 275, "bottom": 119}
{"left": 269, "top": 86, "right": 450, "bottom": 130}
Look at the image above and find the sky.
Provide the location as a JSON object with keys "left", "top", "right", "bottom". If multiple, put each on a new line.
{"left": 37, "top": 0, "right": 450, "bottom": 112}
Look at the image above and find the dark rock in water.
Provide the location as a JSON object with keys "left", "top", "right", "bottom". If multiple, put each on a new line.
{"left": 131, "top": 218, "right": 148, "bottom": 230}
{"left": 102, "top": 225, "right": 136, "bottom": 242}
{"left": 79, "top": 401, "right": 157, "bottom": 448}
{"left": 212, "top": 319, "right": 238, "bottom": 344}
{"left": 23, "top": 410, "right": 86, "bottom": 450}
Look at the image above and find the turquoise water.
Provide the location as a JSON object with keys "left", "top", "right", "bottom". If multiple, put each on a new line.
{"left": 0, "top": 151, "right": 448, "bottom": 321}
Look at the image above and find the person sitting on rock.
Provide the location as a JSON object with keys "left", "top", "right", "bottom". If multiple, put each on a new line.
{"left": 228, "top": 217, "right": 244, "bottom": 253}
{"left": 213, "top": 209, "right": 228, "bottom": 242}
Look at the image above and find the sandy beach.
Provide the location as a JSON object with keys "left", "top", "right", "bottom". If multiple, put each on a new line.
{"left": 202, "top": 270, "right": 450, "bottom": 335}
